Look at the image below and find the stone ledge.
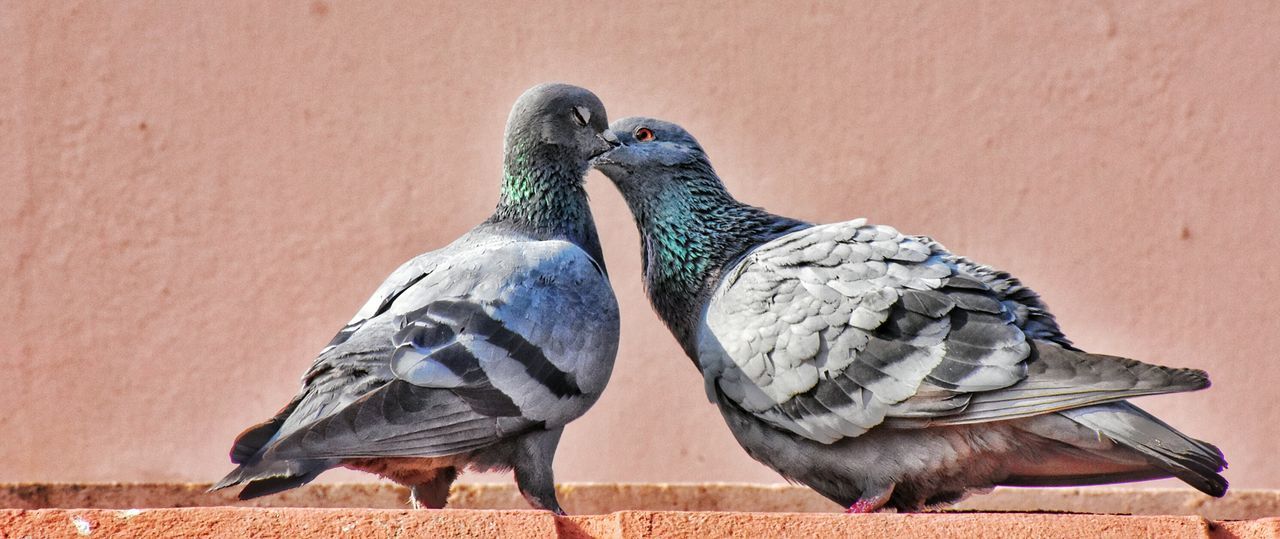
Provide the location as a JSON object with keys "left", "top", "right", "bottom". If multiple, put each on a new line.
{"left": 2, "top": 483, "right": 1279, "bottom": 538}
{"left": 1, "top": 508, "right": 1277, "bottom": 539}
{"left": 2, "top": 483, "right": 1278, "bottom": 520}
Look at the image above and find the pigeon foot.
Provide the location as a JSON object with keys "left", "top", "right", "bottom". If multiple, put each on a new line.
{"left": 845, "top": 484, "right": 895, "bottom": 514}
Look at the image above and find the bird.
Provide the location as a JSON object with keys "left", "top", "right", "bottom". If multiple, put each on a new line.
{"left": 211, "top": 83, "right": 621, "bottom": 515}
{"left": 591, "top": 116, "right": 1227, "bottom": 513}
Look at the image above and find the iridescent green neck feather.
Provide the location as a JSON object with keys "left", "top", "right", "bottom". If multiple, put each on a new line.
{"left": 487, "top": 139, "right": 605, "bottom": 269}
{"left": 626, "top": 172, "right": 807, "bottom": 353}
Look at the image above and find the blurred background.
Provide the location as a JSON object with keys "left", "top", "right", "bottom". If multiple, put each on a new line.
{"left": 2, "top": 2, "right": 1277, "bottom": 491}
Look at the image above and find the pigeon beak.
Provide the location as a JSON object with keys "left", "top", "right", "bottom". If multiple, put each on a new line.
{"left": 591, "top": 149, "right": 625, "bottom": 172}
{"left": 588, "top": 130, "right": 621, "bottom": 161}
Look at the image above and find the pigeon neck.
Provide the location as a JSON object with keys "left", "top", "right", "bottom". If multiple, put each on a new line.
{"left": 488, "top": 142, "right": 605, "bottom": 270}
{"left": 632, "top": 180, "right": 807, "bottom": 356}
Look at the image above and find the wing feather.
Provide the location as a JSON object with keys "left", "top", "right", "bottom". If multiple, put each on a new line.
{"left": 252, "top": 237, "right": 618, "bottom": 463}
{"left": 699, "top": 219, "right": 1205, "bottom": 445}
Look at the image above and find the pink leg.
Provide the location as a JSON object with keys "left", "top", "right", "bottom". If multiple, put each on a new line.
{"left": 845, "top": 484, "right": 895, "bottom": 514}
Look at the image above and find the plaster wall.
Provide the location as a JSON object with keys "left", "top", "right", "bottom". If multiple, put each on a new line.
{"left": 2, "top": 2, "right": 1277, "bottom": 489}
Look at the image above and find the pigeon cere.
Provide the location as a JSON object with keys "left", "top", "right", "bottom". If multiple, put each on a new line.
{"left": 213, "top": 85, "right": 1227, "bottom": 515}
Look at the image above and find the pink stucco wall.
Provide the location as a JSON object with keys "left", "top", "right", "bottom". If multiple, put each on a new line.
{"left": 2, "top": 2, "right": 1277, "bottom": 490}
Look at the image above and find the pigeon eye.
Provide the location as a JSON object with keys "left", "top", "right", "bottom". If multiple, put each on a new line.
{"left": 571, "top": 106, "right": 590, "bottom": 127}
{"left": 634, "top": 127, "right": 656, "bottom": 142}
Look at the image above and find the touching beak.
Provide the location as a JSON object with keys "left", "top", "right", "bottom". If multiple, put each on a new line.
{"left": 589, "top": 129, "right": 622, "bottom": 161}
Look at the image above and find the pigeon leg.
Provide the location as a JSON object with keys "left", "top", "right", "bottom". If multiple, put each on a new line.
{"left": 409, "top": 467, "right": 458, "bottom": 510}
{"left": 845, "top": 484, "right": 895, "bottom": 514}
{"left": 513, "top": 427, "right": 566, "bottom": 515}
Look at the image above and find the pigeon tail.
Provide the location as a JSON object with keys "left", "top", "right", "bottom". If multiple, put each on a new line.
{"left": 224, "top": 395, "right": 303, "bottom": 466}
{"left": 1060, "top": 401, "right": 1228, "bottom": 497}
{"left": 209, "top": 458, "right": 337, "bottom": 499}
{"left": 209, "top": 466, "right": 248, "bottom": 492}
{"left": 235, "top": 466, "right": 328, "bottom": 500}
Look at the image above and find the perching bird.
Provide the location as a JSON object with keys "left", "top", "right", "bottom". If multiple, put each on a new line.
{"left": 592, "top": 117, "right": 1227, "bottom": 513}
{"left": 212, "top": 84, "right": 621, "bottom": 514}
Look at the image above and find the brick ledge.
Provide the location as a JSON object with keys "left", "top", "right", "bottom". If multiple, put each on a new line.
{"left": 3, "top": 483, "right": 1277, "bottom": 520}
{"left": 2, "top": 507, "right": 1278, "bottom": 539}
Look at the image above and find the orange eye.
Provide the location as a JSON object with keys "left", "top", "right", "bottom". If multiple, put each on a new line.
{"left": 634, "top": 127, "right": 656, "bottom": 142}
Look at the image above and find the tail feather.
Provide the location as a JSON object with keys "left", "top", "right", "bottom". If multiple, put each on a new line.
{"left": 908, "top": 343, "right": 1213, "bottom": 427}
{"left": 209, "top": 466, "right": 250, "bottom": 492}
{"left": 1060, "top": 401, "right": 1228, "bottom": 497}
{"left": 228, "top": 396, "right": 304, "bottom": 465}
{"left": 235, "top": 466, "right": 328, "bottom": 500}
{"left": 229, "top": 418, "right": 288, "bottom": 465}
{"left": 210, "top": 458, "right": 336, "bottom": 498}
{"left": 212, "top": 394, "right": 328, "bottom": 498}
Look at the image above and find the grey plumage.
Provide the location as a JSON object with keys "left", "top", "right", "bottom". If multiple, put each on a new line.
{"left": 593, "top": 117, "right": 1226, "bottom": 512}
{"left": 213, "top": 84, "right": 620, "bottom": 514}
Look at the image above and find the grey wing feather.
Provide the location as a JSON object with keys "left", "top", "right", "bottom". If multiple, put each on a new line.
{"left": 917, "top": 236, "right": 1073, "bottom": 348}
{"left": 700, "top": 219, "right": 1208, "bottom": 445}
{"left": 886, "top": 341, "right": 1210, "bottom": 427}
{"left": 234, "top": 235, "right": 618, "bottom": 466}
{"left": 701, "top": 220, "right": 971, "bottom": 442}
{"left": 219, "top": 251, "right": 447, "bottom": 473}
{"left": 319, "top": 252, "right": 444, "bottom": 354}
{"left": 266, "top": 380, "right": 527, "bottom": 460}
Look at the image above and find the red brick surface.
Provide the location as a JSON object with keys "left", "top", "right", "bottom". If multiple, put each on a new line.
{"left": 4, "top": 483, "right": 1279, "bottom": 519}
{"left": 2, "top": 508, "right": 1278, "bottom": 539}
{"left": 2, "top": 484, "right": 1279, "bottom": 538}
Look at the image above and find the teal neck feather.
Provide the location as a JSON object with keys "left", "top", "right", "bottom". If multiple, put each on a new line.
{"left": 628, "top": 176, "right": 807, "bottom": 351}
{"left": 487, "top": 140, "right": 605, "bottom": 269}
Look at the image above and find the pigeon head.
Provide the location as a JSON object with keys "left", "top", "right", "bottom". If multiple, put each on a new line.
{"left": 490, "top": 83, "right": 613, "bottom": 267}
{"left": 591, "top": 116, "right": 736, "bottom": 228}
{"left": 504, "top": 83, "right": 614, "bottom": 169}
{"left": 591, "top": 117, "right": 719, "bottom": 198}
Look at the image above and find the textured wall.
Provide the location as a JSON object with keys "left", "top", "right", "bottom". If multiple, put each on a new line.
{"left": 2, "top": 1, "right": 1277, "bottom": 490}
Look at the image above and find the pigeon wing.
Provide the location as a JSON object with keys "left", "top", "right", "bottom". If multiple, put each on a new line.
{"left": 699, "top": 219, "right": 1205, "bottom": 444}
{"left": 263, "top": 238, "right": 619, "bottom": 460}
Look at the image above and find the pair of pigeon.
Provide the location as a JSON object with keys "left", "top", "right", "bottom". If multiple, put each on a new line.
{"left": 214, "top": 83, "right": 1226, "bottom": 514}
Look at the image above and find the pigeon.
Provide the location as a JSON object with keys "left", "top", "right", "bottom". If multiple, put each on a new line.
{"left": 211, "top": 83, "right": 621, "bottom": 514}
{"left": 592, "top": 117, "right": 1227, "bottom": 512}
